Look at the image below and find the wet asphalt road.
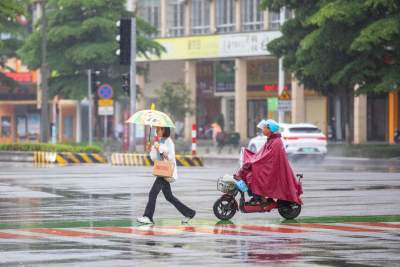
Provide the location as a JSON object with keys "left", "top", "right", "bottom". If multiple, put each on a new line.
{"left": 0, "top": 161, "right": 399, "bottom": 267}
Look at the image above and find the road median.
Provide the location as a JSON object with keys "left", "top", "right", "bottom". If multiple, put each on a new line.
{"left": 111, "top": 153, "right": 203, "bottom": 167}
{"left": 0, "top": 151, "right": 107, "bottom": 164}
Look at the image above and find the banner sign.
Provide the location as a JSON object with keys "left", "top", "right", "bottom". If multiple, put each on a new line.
{"left": 137, "top": 31, "right": 282, "bottom": 62}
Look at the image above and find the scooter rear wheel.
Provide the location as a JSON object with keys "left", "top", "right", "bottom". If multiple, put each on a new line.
{"left": 213, "top": 196, "right": 237, "bottom": 220}
{"left": 277, "top": 200, "right": 301, "bottom": 220}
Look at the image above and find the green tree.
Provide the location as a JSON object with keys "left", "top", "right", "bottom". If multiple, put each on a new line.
{"left": 261, "top": 0, "right": 400, "bottom": 94}
{"left": 18, "top": 0, "right": 164, "bottom": 99}
{"left": 261, "top": 0, "right": 400, "bottom": 141}
{"left": 156, "top": 82, "right": 194, "bottom": 122}
{"left": 0, "top": 0, "right": 27, "bottom": 88}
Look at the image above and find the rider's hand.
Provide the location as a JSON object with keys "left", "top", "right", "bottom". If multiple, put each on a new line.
{"left": 233, "top": 174, "right": 240, "bottom": 180}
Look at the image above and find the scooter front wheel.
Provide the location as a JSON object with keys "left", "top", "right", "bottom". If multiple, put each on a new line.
{"left": 213, "top": 196, "right": 237, "bottom": 220}
{"left": 277, "top": 200, "right": 301, "bottom": 220}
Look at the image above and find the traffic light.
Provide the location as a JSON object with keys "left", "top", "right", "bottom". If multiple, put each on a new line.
{"left": 116, "top": 18, "right": 131, "bottom": 65}
{"left": 91, "top": 71, "right": 101, "bottom": 94}
{"left": 122, "top": 74, "right": 130, "bottom": 96}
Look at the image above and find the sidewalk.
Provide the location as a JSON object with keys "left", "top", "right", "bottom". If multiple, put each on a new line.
{"left": 197, "top": 144, "right": 400, "bottom": 167}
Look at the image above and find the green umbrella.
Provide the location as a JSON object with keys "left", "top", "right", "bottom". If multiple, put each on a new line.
{"left": 126, "top": 109, "right": 175, "bottom": 128}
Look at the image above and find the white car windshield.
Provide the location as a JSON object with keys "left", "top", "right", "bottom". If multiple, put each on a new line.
{"left": 289, "top": 127, "right": 321, "bottom": 133}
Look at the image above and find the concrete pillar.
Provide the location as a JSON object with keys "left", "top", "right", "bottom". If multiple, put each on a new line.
{"left": 291, "top": 77, "right": 305, "bottom": 123}
{"left": 353, "top": 92, "right": 367, "bottom": 144}
{"left": 234, "top": 0, "right": 241, "bottom": 32}
{"left": 210, "top": 0, "right": 217, "bottom": 33}
{"left": 184, "top": 0, "right": 192, "bottom": 35}
{"left": 184, "top": 61, "right": 196, "bottom": 141}
{"left": 160, "top": 0, "right": 167, "bottom": 37}
{"left": 137, "top": 74, "right": 146, "bottom": 110}
{"left": 235, "top": 58, "right": 247, "bottom": 142}
{"left": 388, "top": 91, "right": 399, "bottom": 144}
{"left": 263, "top": 9, "right": 269, "bottom": 30}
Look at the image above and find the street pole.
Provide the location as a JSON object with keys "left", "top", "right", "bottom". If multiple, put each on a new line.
{"left": 129, "top": 1, "right": 137, "bottom": 152}
{"left": 40, "top": 0, "right": 49, "bottom": 142}
{"left": 87, "top": 69, "right": 93, "bottom": 145}
{"left": 278, "top": 7, "right": 286, "bottom": 123}
{"left": 104, "top": 115, "right": 107, "bottom": 142}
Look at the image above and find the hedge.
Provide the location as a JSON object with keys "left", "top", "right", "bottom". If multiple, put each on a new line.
{"left": 0, "top": 143, "right": 102, "bottom": 153}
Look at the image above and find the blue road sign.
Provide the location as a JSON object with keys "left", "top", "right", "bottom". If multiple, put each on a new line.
{"left": 98, "top": 84, "right": 113, "bottom": 99}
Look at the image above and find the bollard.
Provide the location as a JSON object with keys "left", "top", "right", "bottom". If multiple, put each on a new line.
{"left": 192, "top": 124, "right": 197, "bottom": 156}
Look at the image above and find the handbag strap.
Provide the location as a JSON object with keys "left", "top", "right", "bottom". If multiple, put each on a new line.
{"left": 157, "top": 138, "right": 167, "bottom": 160}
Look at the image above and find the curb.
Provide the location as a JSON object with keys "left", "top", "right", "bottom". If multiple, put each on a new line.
{"left": 34, "top": 152, "right": 107, "bottom": 164}
{"left": 201, "top": 154, "right": 400, "bottom": 167}
{"left": 0, "top": 151, "right": 34, "bottom": 163}
{"left": 110, "top": 153, "right": 203, "bottom": 167}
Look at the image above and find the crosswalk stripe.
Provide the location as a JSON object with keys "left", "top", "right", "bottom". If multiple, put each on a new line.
{"left": 93, "top": 227, "right": 172, "bottom": 236}
{"left": 350, "top": 222, "right": 400, "bottom": 229}
{"left": 155, "top": 225, "right": 250, "bottom": 236}
{"left": 24, "top": 228, "right": 107, "bottom": 237}
{"left": 0, "top": 232, "right": 35, "bottom": 239}
{"left": 239, "top": 224, "right": 309, "bottom": 234}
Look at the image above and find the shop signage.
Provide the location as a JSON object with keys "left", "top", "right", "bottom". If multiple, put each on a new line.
{"left": 278, "top": 100, "right": 291, "bottom": 111}
{"left": 137, "top": 31, "right": 282, "bottom": 62}
{"left": 267, "top": 97, "right": 278, "bottom": 112}
{"left": 264, "top": 84, "right": 289, "bottom": 92}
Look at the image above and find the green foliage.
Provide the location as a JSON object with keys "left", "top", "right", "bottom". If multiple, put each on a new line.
{"left": 156, "top": 82, "right": 194, "bottom": 122}
{"left": 18, "top": 0, "right": 164, "bottom": 99}
{"left": 261, "top": 0, "right": 400, "bottom": 94}
{"left": 0, "top": 143, "right": 102, "bottom": 153}
{"left": 0, "top": 0, "right": 28, "bottom": 89}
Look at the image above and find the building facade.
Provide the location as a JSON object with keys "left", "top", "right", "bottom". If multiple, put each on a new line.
{"left": 136, "top": 0, "right": 399, "bottom": 144}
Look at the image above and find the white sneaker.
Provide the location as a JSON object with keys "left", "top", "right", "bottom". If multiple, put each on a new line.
{"left": 181, "top": 217, "right": 192, "bottom": 224}
{"left": 137, "top": 216, "right": 153, "bottom": 224}
{"left": 181, "top": 212, "right": 195, "bottom": 224}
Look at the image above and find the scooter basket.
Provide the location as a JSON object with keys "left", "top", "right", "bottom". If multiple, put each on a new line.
{"left": 217, "top": 177, "right": 236, "bottom": 193}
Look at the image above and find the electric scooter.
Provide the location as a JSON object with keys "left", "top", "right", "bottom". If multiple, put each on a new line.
{"left": 213, "top": 174, "right": 303, "bottom": 220}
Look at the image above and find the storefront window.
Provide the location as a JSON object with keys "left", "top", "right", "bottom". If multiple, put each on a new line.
{"left": 248, "top": 100, "right": 267, "bottom": 137}
{"left": 1, "top": 116, "right": 11, "bottom": 137}
{"left": 242, "top": 0, "right": 263, "bottom": 31}
{"left": 216, "top": 0, "right": 235, "bottom": 33}
{"left": 192, "top": 0, "right": 210, "bottom": 34}
{"left": 16, "top": 115, "right": 27, "bottom": 140}
{"left": 63, "top": 116, "right": 73, "bottom": 140}
{"left": 138, "top": 0, "right": 160, "bottom": 37}
{"left": 27, "top": 113, "right": 40, "bottom": 141}
{"left": 168, "top": 0, "right": 185, "bottom": 36}
{"left": 215, "top": 61, "right": 235, "bottom": 93}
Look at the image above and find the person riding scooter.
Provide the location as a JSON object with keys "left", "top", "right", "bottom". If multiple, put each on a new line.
{"left": 233, "top": 119, "right": 303, "bottom": 206}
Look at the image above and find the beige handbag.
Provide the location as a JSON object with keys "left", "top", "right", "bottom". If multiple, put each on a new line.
{"left": 152, "top": 154, "right": 174, "bottom": 182}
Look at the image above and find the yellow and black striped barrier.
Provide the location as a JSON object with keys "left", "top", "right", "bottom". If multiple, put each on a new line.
{"left": 111, "top": 153, "right": 203, "bottom": 167}
{"left": 34, "top": 152, "right": 107, "bottom": 164}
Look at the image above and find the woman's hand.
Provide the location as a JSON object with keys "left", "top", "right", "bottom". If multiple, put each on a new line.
{"left": 154, "top": 142, "right": 160, "bottom": 151}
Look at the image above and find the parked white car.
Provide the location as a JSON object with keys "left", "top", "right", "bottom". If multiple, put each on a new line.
{"left": 247, "top": 123, "right": 327, "bottom": 159}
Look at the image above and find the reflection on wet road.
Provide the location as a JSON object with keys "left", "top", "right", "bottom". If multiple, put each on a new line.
{"left": 0, "top": 163, "right": 399, "bottom": 266}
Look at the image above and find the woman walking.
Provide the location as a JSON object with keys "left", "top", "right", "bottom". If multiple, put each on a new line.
{"left": 137, "top": 126, "right": 196, "bottom": 224}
